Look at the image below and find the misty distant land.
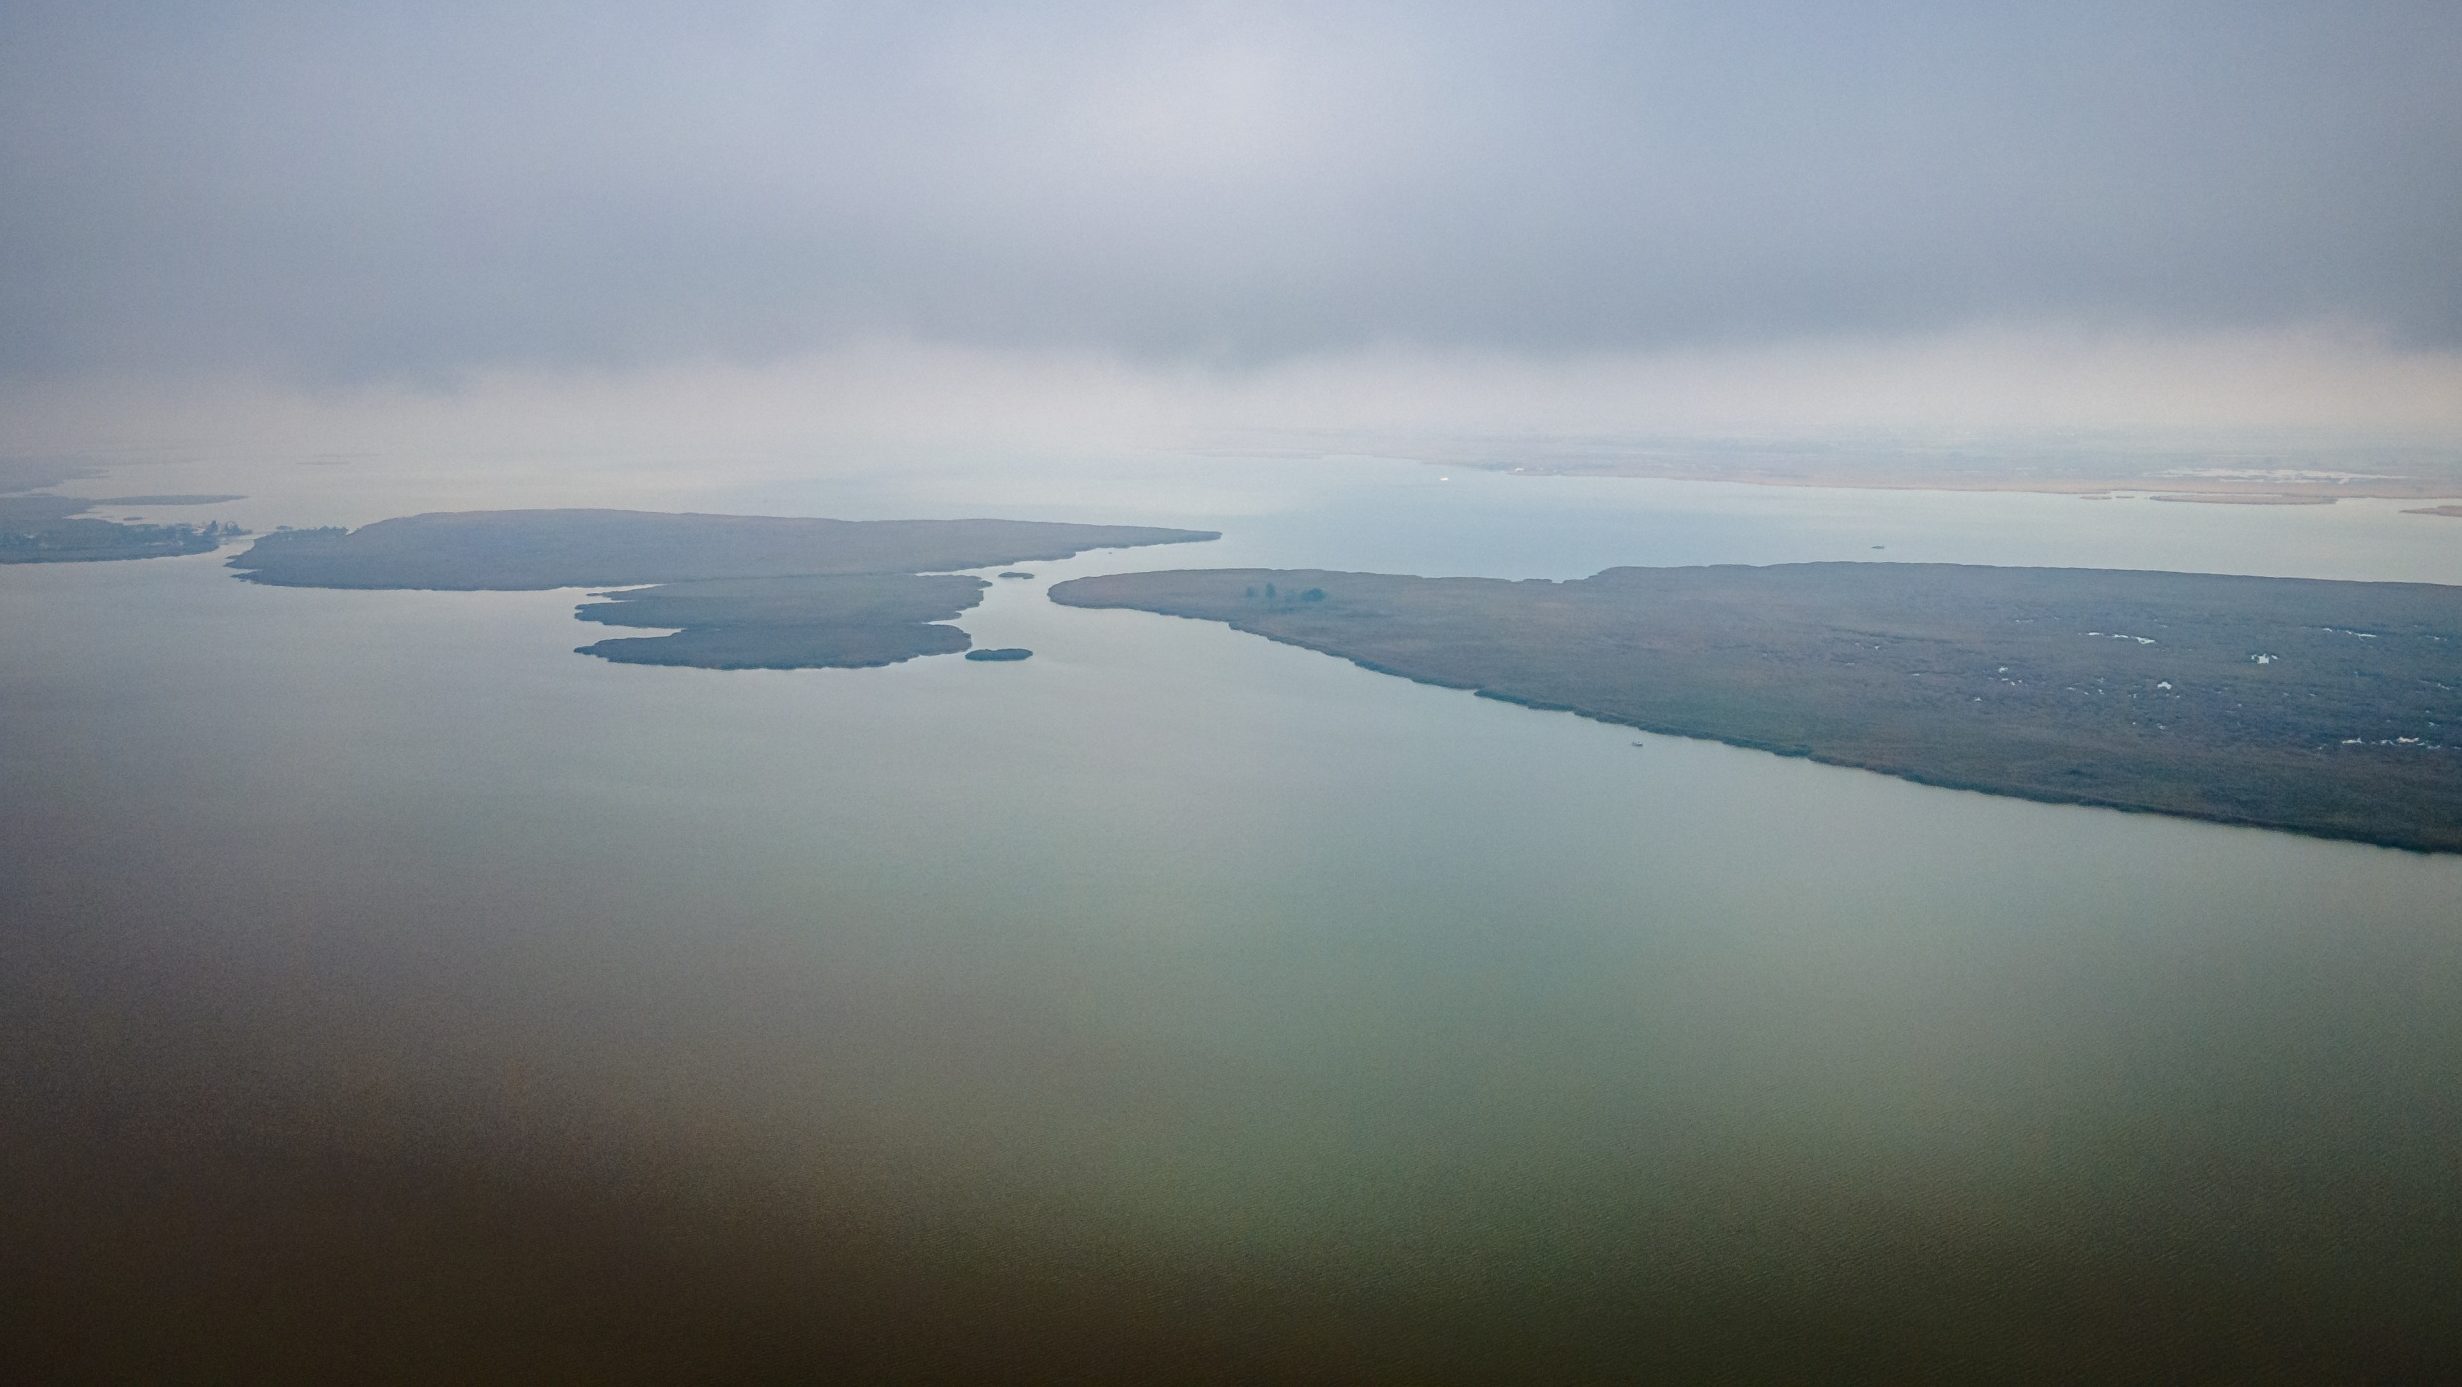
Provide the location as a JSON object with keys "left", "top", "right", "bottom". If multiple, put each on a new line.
{"left": 1380, "top": 441, "right": 2462, "bottom": 505}
{"left": 1053, "top": 564, "right": 2462, "bottom": 854}
{"left": 1484, "top": 458, "right": 2462, "bottom": 504}
{"left": 0, "top": 460, "right": 95, "bottom": 493}
{"left": 1, "top": 485, "right": 249, "bottom": 565}
{"left": 228, "top": 509, "right": 1216, "bottom": 669}
{"left": 96, "top": 493, "right": 249, "bottom": 506}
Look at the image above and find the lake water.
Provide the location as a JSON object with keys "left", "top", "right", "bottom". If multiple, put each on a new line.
{"left": 7, "top": 450, "right": 2459, "bottom": 1380}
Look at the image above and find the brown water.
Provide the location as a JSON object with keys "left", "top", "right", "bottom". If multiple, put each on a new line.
{"left": 6, "top": 452, "right": 2460, "bottom": 1381}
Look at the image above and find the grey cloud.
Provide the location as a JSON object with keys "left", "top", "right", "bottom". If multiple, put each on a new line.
{"left": 2, "top": 0, "right": 2456, "bottom": 381}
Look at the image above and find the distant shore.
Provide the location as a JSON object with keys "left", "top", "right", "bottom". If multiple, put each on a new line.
{"left": 1465, "top": 457, "right": 2462, "bottom": 503}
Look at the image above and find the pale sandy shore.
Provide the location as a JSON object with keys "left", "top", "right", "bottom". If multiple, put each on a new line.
{"left": 2149, "top": 493, "right": 2337, "bottom": 506}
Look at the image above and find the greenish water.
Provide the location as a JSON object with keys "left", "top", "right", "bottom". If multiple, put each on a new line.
{"left": 6, "top": 452, "right": 2459, "bottom": 1379}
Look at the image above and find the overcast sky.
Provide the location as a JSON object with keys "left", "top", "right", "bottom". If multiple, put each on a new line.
{"left": 4, "top": 0, "right": 2456, "bottom": 392}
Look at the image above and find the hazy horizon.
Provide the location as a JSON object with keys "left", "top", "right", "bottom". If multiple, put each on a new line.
{"left": 5, "top": 2, "right": 2460, "bottom": 454}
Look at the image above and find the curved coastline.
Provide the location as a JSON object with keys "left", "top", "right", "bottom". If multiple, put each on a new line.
{"left": 1053, "top": 564, "right": 2462, "bottom": 854}
{"left": 222, "top": 509, "right": 1216, "bottom": 670}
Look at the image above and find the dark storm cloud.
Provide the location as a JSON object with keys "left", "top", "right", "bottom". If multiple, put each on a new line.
{"left": 2, "top": 0, "right": 2456, "bottom": 379}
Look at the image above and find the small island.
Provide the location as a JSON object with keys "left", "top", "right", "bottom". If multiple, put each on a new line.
{"left": 997, "top": 571, "right": 1035, "bottom": 579}
{"left": 572, "top": 573, "right": 987, "bottom": 669}
{"left": 1052, "top": 563, "right": 2462, "bottom": 853}
{"left": 228, "top": 509, "right": 1216, "bottom": 670}
{"left": 963, "top": 648, "right": 1034, "bottom": 662}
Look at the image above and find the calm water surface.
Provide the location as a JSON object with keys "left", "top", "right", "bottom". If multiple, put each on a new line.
{"left": 7, "top": 451, "right": 2459, "bottom": 1379}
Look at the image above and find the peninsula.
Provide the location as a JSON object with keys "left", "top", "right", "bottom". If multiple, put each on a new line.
{"left": 229, "top": 509, "right": 1217, "bottom": 669}
{"left": 1052, "top": 563, "right": 2462, "bottom": 852}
